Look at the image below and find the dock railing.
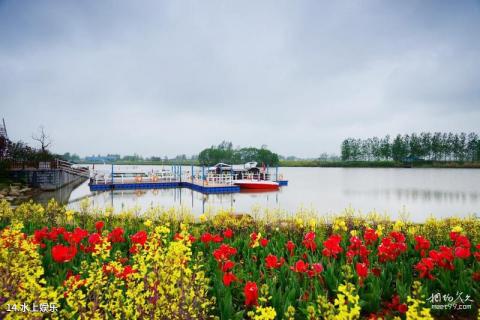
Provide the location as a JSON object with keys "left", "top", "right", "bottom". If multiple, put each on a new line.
{"left": 91, "top": 171, "right": 178, "bottom": 185}
{"left": 206, "top": 173, "right": 233, "bottom": 185}
{"left": 90, "top": 171, "right": 285, "bottom": 186}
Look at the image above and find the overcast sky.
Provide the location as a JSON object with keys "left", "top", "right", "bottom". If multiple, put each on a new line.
{"left": 1, "top": 0, "right": 479, "bottom": 158}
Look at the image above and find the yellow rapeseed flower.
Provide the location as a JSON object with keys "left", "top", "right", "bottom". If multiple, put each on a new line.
{"left": 144, "top": 219, "right": 152, "bottom": 227}
{"left": 451, "top": 225, "right": 463, "bottom": 233}
{"left": 65, "top": 209, "right": 74, "bottom": 222}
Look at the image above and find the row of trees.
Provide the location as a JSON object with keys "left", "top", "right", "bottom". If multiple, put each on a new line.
{"left": 341, "top": 132, "right": 480, "bottom": 162}
{"left": 198, "top": 141, "right": 280, "bottom": 166}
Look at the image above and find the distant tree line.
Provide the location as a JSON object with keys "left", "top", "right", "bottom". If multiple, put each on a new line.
{"left": 61, "top": 152, "right": 81, "bottom": 162}
{"left": 341, "top": 132, "right": 480, "bottom": 162}
{"left": 198, "top": 141, "right": 280, "bottom": 166}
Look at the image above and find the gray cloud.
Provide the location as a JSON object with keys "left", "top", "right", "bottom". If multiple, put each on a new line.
{"left": 1, "top": 0, "right": 479, "bottom": 158}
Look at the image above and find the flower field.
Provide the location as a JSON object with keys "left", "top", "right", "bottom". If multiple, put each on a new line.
{"left": 0, "top": 200, "right": 479, "bottom": 319}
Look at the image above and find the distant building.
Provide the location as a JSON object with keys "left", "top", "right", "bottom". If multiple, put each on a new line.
{"left": 106, "top": 154, "right": 121, "bottom": 161}
{"left": 85, "top": 154, "right": 121, "bottom": 163}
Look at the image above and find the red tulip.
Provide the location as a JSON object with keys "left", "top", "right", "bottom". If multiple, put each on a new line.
{"left": 311, "top": 263, "right": 323, "bottom": 274}
{"left": 108, "top": 227, "right": 125, "bottom": 243}
{"left": 130, "top": 231, "right": 148, "bottom": 246}
{"left": 414, "top": 235, "right": 430, "bottom": 257}
{"left": 474, "top": 244, "right": 480, "bottom": 261}
{"left": 386, "top": 295, "right": 408, "bottom": 314}
{"left": 81, "top": 233, "right": 103, "bottom": 253}
{"left": 212, "top": 234, "right": 223, "bottom": 243}
{"left": 63, "top": 228, "right": 89, "bottom": 245}
{"left": 223, "top": 228, "right": 234, "bottom": 239}
{"left": 48, "top": 227, "right": 65, "bottom": 241}
{"left": 302, "top": 231, "right": 317, "bottom": 251}
{"left": 51, "top": 244, "right": 77, "bottom": 263}
{"left": 290, "top": 259, "right": 308, "bottom": 273}
{"left": 117, "top": 265, "right": 137, "bottom": 279}
{"left": 213, "top": 244, "right": 237, "bottom": 262}
{"left": 201, "top": 232, "right": 212, "bottom": 243}
{"left": 260, "top": 238, "right": 269, "bottom": 247}
{"left": 265, "top": 254, "right": 285, "bottom": 269}
{"left": 378, "top": 233, "right": 407, "bottom": 263}
{"left": 355, "top": 262, "right": 368, "bottom": 278}
{"left": 322, "top": 234, "right": 343, "bottom": 258}
{"left": 244, "top": 281, "right": 258, "bottom": 306}
{"left": 364, "top": 228, "right": 378, "bottom": 245}
{"left": 285, "top": 240, "right": 295, "bottom": 257}
{"left": 95, "top": 221, "right": 104, "bottom": 234}
{"left": 88, "top": 233, "right": 102, "bottom": 245}
{"left": 398, "top": 303, "right": 408, "bottom": 313}
{"left": 307, "top": 263, "right": 323, "bottom": 277}
{"left": 221, "top": 260, "right": 235, "bottom": 272}
{"left": 347, "top": 236, "right": 370, "bottom": 263}
{"left": 415, "top": 257, "right": 435, "bottom": 279}
{"left": 454, "top": 246, "right": 471, "bottom": 259}
{"left": 223, "top": 272, "right": 238, "bottom": 286}
{"left": 34, "top": 227, "right": 49, "bottom": 243}
{"left": 129, "top": 246, "right": 139, "bottom": 254}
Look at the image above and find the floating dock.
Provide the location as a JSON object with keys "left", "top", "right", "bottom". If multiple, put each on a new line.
{"left": 89, "top": 179, "right": 288, "bottom": 194}
{"left": 89, "top": 164, "right": 288, "bottom": 195}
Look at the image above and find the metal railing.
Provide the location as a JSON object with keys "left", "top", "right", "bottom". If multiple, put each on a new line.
{"left": 92, "top": 172, "right": 178, "bottom": 185}
{"left": 90, "top": 171, "right": 285, "bottom": 186}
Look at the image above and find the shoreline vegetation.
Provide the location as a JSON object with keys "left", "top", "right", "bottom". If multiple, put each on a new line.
{"left": 74, "top": 159, "right": 480, "bottom": 169}
{"left": 0, "top": 200, "right": 479, "bottom": 319}
{"left": 279, "top": 160, "right": 480, "bottom": 168}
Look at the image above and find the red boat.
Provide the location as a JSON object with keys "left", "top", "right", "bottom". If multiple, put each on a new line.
{"left": 233, "top": 180, "right": 280, "bottom": 190}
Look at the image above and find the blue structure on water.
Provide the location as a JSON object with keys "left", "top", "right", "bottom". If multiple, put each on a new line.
{"left": 89, "top": 181, "right": 240, "bottom": 194}
{"left": 89, "top": 164, "right": 287, "bottom": 194}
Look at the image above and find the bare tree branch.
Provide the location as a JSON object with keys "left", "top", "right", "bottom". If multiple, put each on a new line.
{"left": 32, "top": 125, "right": 52, "bottom": 153}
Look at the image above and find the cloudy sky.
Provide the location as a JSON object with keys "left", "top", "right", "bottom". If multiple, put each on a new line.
{"left": 1, "top": 0, "right": 479, "bottom": 158}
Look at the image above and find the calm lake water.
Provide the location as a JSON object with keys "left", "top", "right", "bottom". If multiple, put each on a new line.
{"left": 65, "top": 166, "right": 480, "bottom": 222}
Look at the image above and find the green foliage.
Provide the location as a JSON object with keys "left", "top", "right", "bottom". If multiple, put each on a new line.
{"left": 198, "top": 141, "right": 280, "bottom": 166}
{"left": 341, "top": 132, "right": 480, "bottom": 162}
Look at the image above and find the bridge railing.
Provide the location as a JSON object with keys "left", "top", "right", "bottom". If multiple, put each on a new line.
{"left": 9, "top": 159, "right": 90, "bottom": 178}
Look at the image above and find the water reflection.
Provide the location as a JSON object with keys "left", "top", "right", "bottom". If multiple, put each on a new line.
{"left": 33, "top": 179, "right": 85, "bottom": 204}
{"left": 71, "top": 187, "right": 251, "bottom": 214}
{"left": 343, "top": 188, "right": 480, "bottom": 203}
{"left": 63, "top": 166, "right": 479, "bottom": 221}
